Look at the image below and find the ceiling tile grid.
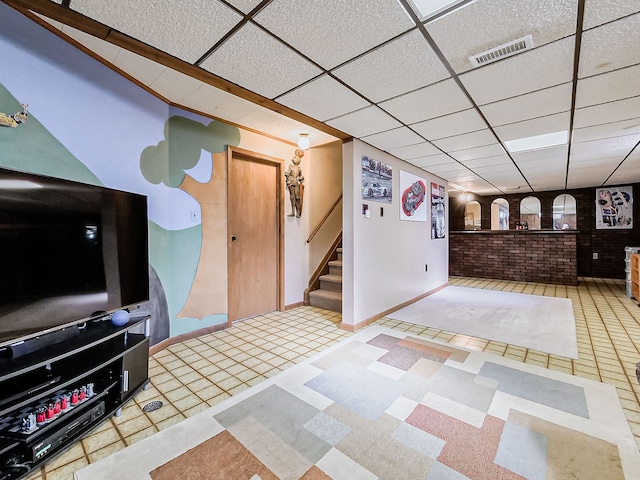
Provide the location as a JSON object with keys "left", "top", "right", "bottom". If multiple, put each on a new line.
{"left": 331, "top": 30, "right": 450, "bottom": 103}
{"left": 578, "top": 12, "right": 640, "bottom": 78}
{"left": 24, "top": 0, "right": 640, "bottom": 196}
{"left": 71, "top": 0, "right": 243, "bottom": 63}
{"left": 276, "top": 74, "right": 370, "bottom": 122}
{"left": 572, "top": 119, "right": 640, "bottom": 144}
{"left": 378, "top": 79, "right": 472, "bottom": 125}
{"left": 458, "top": 36, "right": 575, "bottom": 106}
{"left": 387, "top": 142, "right": 441, "bottom": 160}
{"left": 573, "top": 96, "right": 640, "bottom": 129}
{"left": 583, "top": 0, "right": 640, "bottom": 31}
{"left": 326, "top": 105, "right": 401, "bottom": 138}
{"left": 360, "top": 127, "right": 425, "bottom": 151}
{"left": 200, "top": 22, "right": 322, "bottom": 99}
{"left": 253, "top": 0, "right": 414, "bottom": 69}
{"left": 425, "top": 0, "right": 579, "bottom": 75}
{"left": 411, "top": 108, "right": 488, "bottom": 141}
{"left": 494, "top": 112, "right": 571, "bottom": 142}
{"left": 575, "top": 64, "right": 640, "bottom": 108}
{"left": 479, "top": 83, "right": 573, "bottom": 127}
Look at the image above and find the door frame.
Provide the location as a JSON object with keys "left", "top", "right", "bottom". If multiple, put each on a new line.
{"left": 227, "top": 146, "right": 285, "bottom": 325}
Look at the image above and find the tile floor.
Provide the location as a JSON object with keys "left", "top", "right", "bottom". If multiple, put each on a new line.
{"left": 22, "top": 276, "right": 640, "bottom": 479}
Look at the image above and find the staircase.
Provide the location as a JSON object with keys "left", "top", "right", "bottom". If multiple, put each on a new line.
{"left": 308, "top": 247, "right": 342, "bottom": 312}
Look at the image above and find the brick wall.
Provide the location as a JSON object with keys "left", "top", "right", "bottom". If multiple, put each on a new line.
{"left": 450, "top": 184, "right": 640, "bottom": 279}
{"left": 450, "top": 231, "right": 577, "bottom": 285}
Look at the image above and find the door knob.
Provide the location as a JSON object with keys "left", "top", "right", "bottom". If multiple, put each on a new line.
{"left": 231, "top": 235, "right": 237, "bottom": 241}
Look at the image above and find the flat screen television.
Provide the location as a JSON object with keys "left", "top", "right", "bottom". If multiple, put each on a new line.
{"left": 0, "top": 167, "right": 149, "bottom": 350}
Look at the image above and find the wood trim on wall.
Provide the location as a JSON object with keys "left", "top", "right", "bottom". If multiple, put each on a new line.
{"left": 340, "top": 282, "right": 448, "bottom": 332}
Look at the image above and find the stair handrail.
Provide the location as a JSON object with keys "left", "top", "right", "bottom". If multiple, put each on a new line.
{"left": 307, "top": 194, "right": 342, "bottom": 243}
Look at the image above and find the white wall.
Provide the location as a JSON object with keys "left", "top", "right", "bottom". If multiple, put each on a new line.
{"left": 342, "top": 139, "right": 449, "bottom": 328}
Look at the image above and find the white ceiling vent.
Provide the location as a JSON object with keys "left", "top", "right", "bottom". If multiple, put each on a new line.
{"left": 469, "top": 34, "right": 534, "bottom": 67}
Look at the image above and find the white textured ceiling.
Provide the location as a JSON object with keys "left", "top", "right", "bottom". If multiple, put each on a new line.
{"left": 12, "top": 0, "right": 640, "bottom": 196}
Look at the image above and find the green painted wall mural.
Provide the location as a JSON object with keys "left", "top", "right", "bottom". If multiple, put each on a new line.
{"left": 0, "top": 83, "right": 102, "bottom": 185}
{"left": 141, "top": 116, "right": 241, "bottom": 321}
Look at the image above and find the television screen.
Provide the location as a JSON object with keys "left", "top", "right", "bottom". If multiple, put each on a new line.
{"left": 0, "top": 168, "right": 149, "bottom": 348}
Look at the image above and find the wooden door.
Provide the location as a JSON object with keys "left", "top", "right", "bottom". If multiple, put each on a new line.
{"left": 227, "top": 147, "right": 284, "bottom": 323}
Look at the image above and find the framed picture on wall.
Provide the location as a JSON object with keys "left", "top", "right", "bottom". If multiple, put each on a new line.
{"left": 431, "top": 182, "right": 446, "bottom": 239}
{"left": 595, "top": 186, "right": 633, "bottom": 229}
{"left": 399, "top": 170, "right": 427, "bottom": 222}
{"left": 361, "top": 155, "right": 392, "bottom": 203}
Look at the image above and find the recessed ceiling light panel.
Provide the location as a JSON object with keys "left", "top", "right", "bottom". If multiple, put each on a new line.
{"left": 504, "top": 131, "right": 568, "bottom": 153}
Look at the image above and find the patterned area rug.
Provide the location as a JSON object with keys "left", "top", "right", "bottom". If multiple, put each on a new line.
{"left": 387, "top": 286, "right": 578, "bottom": 358}
{"left": 75, "top": 326, "right": 639, "bottom": 480}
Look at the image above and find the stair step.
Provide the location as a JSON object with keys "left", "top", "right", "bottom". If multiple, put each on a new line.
{"left": 336, "top": 247, "right": 342, "bottom": 261}
{"left": 319, "top": 274, "right": 342, "bottom": 292}
{"left": 328, "top": 259, "right": 342, "bottom": 275}
{"left": 309, "top": 289, "right": 342, "bottom": 312}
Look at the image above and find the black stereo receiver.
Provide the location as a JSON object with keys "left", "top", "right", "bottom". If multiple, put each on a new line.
{"left": 30, "top": 401, "right": 105, "bottom": 462}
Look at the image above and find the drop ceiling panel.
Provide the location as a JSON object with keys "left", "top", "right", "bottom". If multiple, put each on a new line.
{"left": 331, "top": 30, "right": 450, "bottom": 103}
{"left": 226, "top": 0, "right": 263, "bottom": 14}
{"left": 111, "top": 49, "right": 167, "bottom": 86}
{"left": 572, "top": 120, "right": 640, "bottom": 143}
{"left": 583, "top": 0, "right": 640, "bottom": 29}
{"left": 411, "top": 153, "right": 457, "bottom": 168}
{"left": 479, "top": 83, "right": 572, "bottom": 127}
{"left": 378, "top": 79, "right": 471, "bottom": 125}
{"left": 200, "top": 23, "right": 322, "bottom": 99}
{"left": 494, "top": 113, "right": 571, "bottom": 142}
{"left": 431, "top": 129, "right": 497, "bottom": 152}
{"left": 572, "top": 135, "right": 640, "bottom": 158}
{"left": 71, "top": 0, "right": 242, "bottom": 63}
{"left": 326, "top": 106, "right": 401, "bottom": 138}
{"left": 360, "top": 127, "right": 424, "bottom": 151}
{"left": 450, "top": 144, "right": 506, "bottom": 162}
{"left": 180, "top": 83, "right": 250, "bottom": 117}
{"left": 605, "top": 150, "right": 640, "bottom": 185}
{"left": 148, "top": 69, "right": 202, "bottom": 102}
{"left": 566, "top": 166, "right": 614, "bottom": 188}
{"left": 59, "top": 24, "right": 120, "bottom": 63}
{"left": 511, "top": 145, "right": 568, "bottom": 163}
{"left": 387, "top": 142, "right": 441, "bottom": 160}
{"left": 459, "top": 37, "right": 575, "bottom": 106}
{"left": 254, "top": 0, "right": 414, "bottom": 69}
{"left": 529, "top": 179, "right": 567, "bottom": 191}
{"left": 416, "top": 159, "right": 469, "bottom": 175}
{"left": 276, "top": 74, "right": 370, "bottom": 122}
{"left": 579, "top": 13, "right": 640, "bottom": 78}
{"left": 425, "top": 0, "right": 578, "bottom": 75}
{"left": 573, "top": 97, "right": 640, "bottom": 129}
{"left": 411, "top": 109, "right": 487, "bottom": 141}
{"left": 460, "top": 153, "right": 512, "bottom": 169}
{"left": 575, "top": 65, "right": 640, "bottom": 108}
{"left": 422, "top": 162, "right": 468, "bottom": 174}
{"left": 473, "top": 163, "right": 521, "bottom": 175}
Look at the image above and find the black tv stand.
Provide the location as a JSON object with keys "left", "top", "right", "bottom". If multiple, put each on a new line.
{"left": 0, "top": 316, "right": 150, "bottom": 480}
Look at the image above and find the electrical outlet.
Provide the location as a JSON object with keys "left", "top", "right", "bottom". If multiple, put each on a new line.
{"left": 592, "top": 253, "right": 598, "bottom": 260}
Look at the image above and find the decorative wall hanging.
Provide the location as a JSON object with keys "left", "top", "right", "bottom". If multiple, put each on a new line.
{"left": 431, "top": 182, "right": 446, "bottom": 239}
{"left": 399, "top": 170, "right": 426, "bottom": 222}
{"left": 285, "top": 148, "right": 304, "bottom": 217}
{"left": 361, "top": 155, "right": 392, "bottom": 203}
{"left": 595, "top": 186, "right": 633, "bottom": 229}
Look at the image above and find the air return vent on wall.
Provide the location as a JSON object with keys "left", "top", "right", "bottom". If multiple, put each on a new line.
{"left": 469, "top": 34, "right": 534, "bottom": 67}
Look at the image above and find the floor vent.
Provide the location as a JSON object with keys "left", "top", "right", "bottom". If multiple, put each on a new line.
{"left": 142, "top": 400, "right": 163, "bottom": 412}
{"left": 469, "top": 34, "right": 534, "bottom": 67}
